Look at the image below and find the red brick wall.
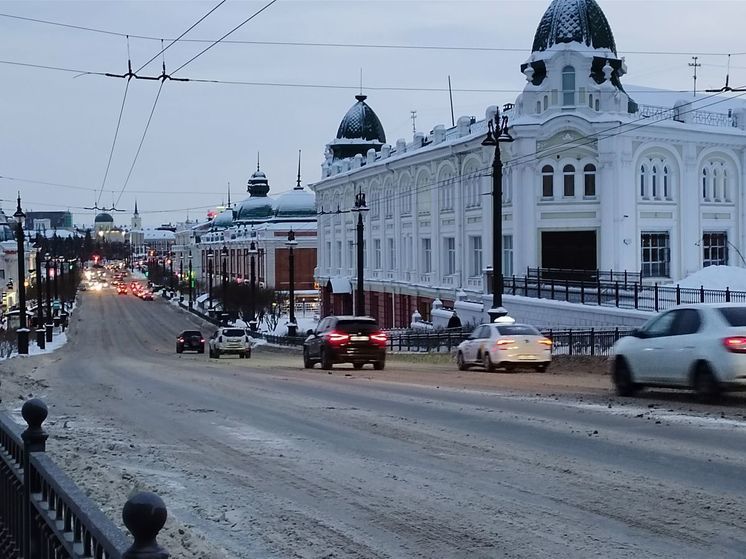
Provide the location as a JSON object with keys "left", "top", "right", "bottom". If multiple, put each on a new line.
{"left": 275, "top": 247, "right": 316, "bottom": 290}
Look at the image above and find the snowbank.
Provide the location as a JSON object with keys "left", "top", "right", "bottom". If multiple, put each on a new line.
{"left": 676, "top": 265, "right": 746, "bottom": 291}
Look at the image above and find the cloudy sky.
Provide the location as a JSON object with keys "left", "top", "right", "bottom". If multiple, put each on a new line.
{"left": 1, "top": 0, "right": 745, "bottom": 228}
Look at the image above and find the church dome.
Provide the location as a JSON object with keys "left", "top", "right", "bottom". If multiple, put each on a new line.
{"left": 275, "top": 188, "right": 316, "bottom": 218}
{"left": 532, "top": 0, "right": 617, "bottom": 55}
{"left": 336, "top": 95, "right": 386, "bottom": 143}
{"left": 237, "top": 196, "right": 275, "bottom": 221}
{"left": 94, "top": 212, "right": 114, "bottom": 223}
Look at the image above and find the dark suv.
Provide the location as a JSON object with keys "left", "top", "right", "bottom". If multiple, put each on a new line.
{"left": 303, "top": 316, "right": 387, "bottom": 370}
{"left": 176, "top": 330, "right": 205, "bottom": 354}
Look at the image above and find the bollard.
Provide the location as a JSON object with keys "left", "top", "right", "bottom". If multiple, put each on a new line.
{"left": 36, "top": 328, "right": 45, "bottom": 350}
{"left": 122, "top": 492, "right": 170, "bottom": 559}
{"left": 45, "top": 324, "right": 53, "bottom": 343}
{"left": 21, "top": 398, "right": 49, "bottom": 559}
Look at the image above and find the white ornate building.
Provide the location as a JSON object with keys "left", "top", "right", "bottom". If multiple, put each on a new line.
{"left": 312, "top": 0, "right": 746, "bottom": 328}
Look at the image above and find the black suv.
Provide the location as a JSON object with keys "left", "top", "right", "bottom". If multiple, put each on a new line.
{"left": 303, "top": 316, "right": 387, "bottom": 370}
{"left": 176, "top": 330, "right": 205, "bottom": 354}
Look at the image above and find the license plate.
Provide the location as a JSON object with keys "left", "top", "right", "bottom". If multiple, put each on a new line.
{"left": 351, "top": 335, "right": 369, "bottom": 341}
{"left": 518, "top": 355, "right": 536, "bottom": 360}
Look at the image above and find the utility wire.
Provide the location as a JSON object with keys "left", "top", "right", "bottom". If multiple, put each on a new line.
{"left": 172, "top": 0, "right": 280, "bottom": 75}
{"left": 1, "top": 12, "right": 744, "bottom": 57}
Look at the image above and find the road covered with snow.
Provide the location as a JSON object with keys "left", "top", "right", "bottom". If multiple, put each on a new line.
{"left": 2, "top": 290, "right": 746, "bottom": 558}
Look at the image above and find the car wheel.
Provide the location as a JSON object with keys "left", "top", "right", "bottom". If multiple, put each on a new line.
{"left": 198, "top": 347, "right": 204, "bottom": 354}
{"left": 612, "top": 358, "right": 639, "bottom": 397}
{"left": 214, "top": 350, "right": 220, "bottom": 359}
{"left": 320, "top": 348, "right": 333, "bottom": 370}
{"left": 176, "top": 346, "right": 183, "bottom": 354}
{"left": 373, "top": 360, "right": 385, "bottom": 371}
{"left": 457, "top": 352, "right": 469, "bottom": 371}
{"left": 352, "top": 362, "right": 364, "bottom": 370}
{"left": 483, "top": 352, "right": 495, "bottom": 372}
{"left": 693, "top": 362, "right": 720, "bottom": 403}
{"left": 535, "top": 363, "right": 548, "bottom": 373}
{"left": 246, "top": 350, "right": 251, "bottom": 359}
{"left": 303, "top": 348, "right": 313, "bottom": 369}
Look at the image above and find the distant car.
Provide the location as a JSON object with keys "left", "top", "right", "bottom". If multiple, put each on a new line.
{"left": 177, "top": 330, "right": 205, "bottom": 354}
{"left": 455, "top": 317, "right": 552, "bottom": 372}
{"left": 303, "top": 315, "right": 387, "bottom": 370}
{"left": 612, "top": 303, "right": 746, "bottom": 400}
{"left": 117, "top": 286, "right": 127, "bottom": 295}
{"left": 141, "top": 291, "right": 153, "bottom": 301}
{"left": 79, "top": 284, "right": 87, "bottom": 291}
{"left": 208, "top": 327, "right": 252, "bottom": 358}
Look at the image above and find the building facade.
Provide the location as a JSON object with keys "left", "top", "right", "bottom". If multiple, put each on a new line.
{"left": 312, "top": 0, "right": 746, "bottom": 328}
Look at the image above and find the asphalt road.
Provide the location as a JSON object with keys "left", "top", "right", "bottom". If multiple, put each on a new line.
{"left": 10, "top": 287, "right": 746, "bottom": 559}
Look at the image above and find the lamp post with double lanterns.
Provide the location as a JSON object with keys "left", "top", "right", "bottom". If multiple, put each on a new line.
{"left": 221, "top": 245, "right": 228, "bottom": 317}
{"left": 248, "top": 240, "right": 258, "bottom": 331}
{"left": 13, "top": 195, "right": 29, "bottom": 354}
{"left": 188, "top": 251, "right": 194, "bottom": 309}
{"left": 286, "top": 230, "right": 298, "bottom": 336}
{"left": 34, "top": 239, "right": 45, "bottom": 349}
{"left": 44, "top": 252, "right": 53, "bottom": 342}
{"left": 481, "top": 105, "right": 514, "bottom": 322}
{"left": 207, "top": 249, "right": 214, "bottom": 310}
{"left": 168, "top": 252, "right": 175, "bottom": 293}
{"left": 351, "top": 190, "right": 369, "bottom": 316}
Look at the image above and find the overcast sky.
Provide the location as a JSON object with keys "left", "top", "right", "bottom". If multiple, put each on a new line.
{"left": 2, "top": 0, "right": 745, "bottom": 228}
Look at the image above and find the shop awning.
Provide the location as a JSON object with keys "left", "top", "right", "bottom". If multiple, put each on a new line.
{"left": 328, "top": 277, "right": 352, "bottom": 294}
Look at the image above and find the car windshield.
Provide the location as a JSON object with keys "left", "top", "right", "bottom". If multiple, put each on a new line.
{"left": 336, "top": 320, "right": 378, "bottom": 334}
{"left": 716, "top": 306, "right": 746, "bottom": 326}
{"left": 181, "top": 331, "right": 201, "bottom": 337}
{"left": 496, "top": 325, "right": 541, "bottom": 336}
{"left": 222, "top": 329, "right": 245, "bottom": 337}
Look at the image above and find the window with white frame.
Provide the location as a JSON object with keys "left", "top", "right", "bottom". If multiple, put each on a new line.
{"left": 640, "top": 164, "right": 647, "bottom": 198}
{"left": 703, "top": 232, "right": 728, "bottom": 267}
{"left": 439, "top": 174, "right": 455, "bottom": 211}
{"left": 641, "top": 232, "right": 670, "bottom": 278}
{"left": 469, "top": 236, "right": 482, "bottom": 277}
{"left": 387, "top": 238, "right": 396, "bottom": 269}
{"left": 702, "top": 168, "right": 708, "bottom": 200}
{"left": 370, "top": 189, "right": 380, "bottom": 217}
{"left": 374, "top": 239, "right": 382, "bottom": 269}
{"left": 347, "top": 240, "right": 354, "bottom": 269}
{"left": 663, "top": 166, "right": 670, "bottom": 199}
{"left": 640, "top": 157, "right": 674, "bottom": 200}
{"left": 502, "top": 235, "right": 513, "bottom": 277}
{"left": 417, "top": 174, "right": 431, "bottom": 215}
{"left": 385, "top": 187, "right": 394, "bottom": 218}
{"left": 562, "top": 66, "right": 575, "bottom": 106}
{"left": 325, "top": 241, "right": 331, "bottom": 269}
{"left": 422, "top": 238, "right": 432, "bottom": 273}
{"left": 542, "top": 165, "right": 554, "bottom": 198}
{"left": 563, "top": 164, "right": 575, "bottom": 197}
{"left": 401, "top": 180, "right": 412, "bottom": 215}
{"left": 444, "top": 237, "right": 456, "bottom": 275}
{"left": 583, "top": 164, "right": 596, "bottom": 197}
{"left": 335, "top": 241, "right": 342, "bottom": 270}
{"left": 700, "top": 160, "right": 731, "bottom": 203}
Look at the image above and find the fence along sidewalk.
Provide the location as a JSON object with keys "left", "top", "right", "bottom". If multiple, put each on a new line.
{"left": 0, "top": 398, "right": 170, "bottom": 559}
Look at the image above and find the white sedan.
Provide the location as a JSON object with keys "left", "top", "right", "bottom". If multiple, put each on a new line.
{"left": 611, "top": 303, "right": 746, "bottom": 400}
{"left": 456, "top": 318, "right": 552, "bottom": 372}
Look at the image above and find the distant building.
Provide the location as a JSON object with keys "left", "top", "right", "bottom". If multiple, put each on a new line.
{"left": 93, "top": 212, "right": 125, "bottom": 244}
{"left": 24, "top": 210, "right": 73, "bottom": 233}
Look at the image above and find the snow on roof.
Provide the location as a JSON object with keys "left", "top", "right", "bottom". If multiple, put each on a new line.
{"left": 676, "top": 265, "right": 746, "bottom": 291}
{"left": 628, "top": 85, "right": 746, "bottom": 116}
{"left": 142, "top": 229, "right": 175, "bottom": 240}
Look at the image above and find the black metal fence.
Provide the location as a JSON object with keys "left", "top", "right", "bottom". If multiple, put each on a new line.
{"left": 526, "top": 267, "right": 643, "bottom": 285}
{"left": 503, "top": 274, "right": 746, "bottom": 313}
{"left": 0, "top": 398, "right": 170, "bottom": 559}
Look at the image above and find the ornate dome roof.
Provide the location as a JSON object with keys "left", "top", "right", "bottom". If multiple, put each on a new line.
{"left": 336, "top": 95, "right": 386, "bottom": 143}
{"left": 237, "top": 196, "right": 275, "bottom": 221}
{"left": 532, "top": 0, "right": 617, "bottom": 55}
{"left": 94, "top": 212, "right": 114, "bottom": 223}
{"left": 275, "top": 188, "right": 316, "bottom": 218}
{"left": 212, "top": 208, "right": 235, "bottom": 228}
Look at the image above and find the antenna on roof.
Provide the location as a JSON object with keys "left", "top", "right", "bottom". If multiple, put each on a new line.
{"left": 410, "top": 110, "right": 417, "bottom": 134}
{"left": 689, "top": 56, "right": 701, "bottom": 97}
{"left": 227, "top": 181, "right": 231, "bottom": 207}
{"left": 448, "top": 75, "right": 455, "bottom": 127}
{"left": 256, "top": 152, "right": 260, "bottom": 172}
{"left": 706, "top": 54, "right": 746, "bottom": 93}
{"left": 295, "top": 149, "right": 302, "bottom": 190}
{"left": 359, "top": 68, "right": 363, "bottom": 96}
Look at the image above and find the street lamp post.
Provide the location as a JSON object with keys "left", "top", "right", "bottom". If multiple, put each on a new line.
{"left": 13, "top": 195, "right": 29, "bottom": 355}
{"left": 481, "top": 106, "right": 514, "bottom": 322}
{"left": 188, "top": 251, "right": 193, "bottom": 309}
{"left": 221, "top": 246, "right": 228, "bottom": 317}
{"left": 53, "top": 257, "right": 59, "bottom": 307}
{"left": 44, "top": 253, "right": 53, "bottom": 342}
{"left": 179, "top": 253, "right": 184, "bottom": 299}
{"left": 207, "top": 249, "right": 214, "bottom": 310}
{"left": 34, "top": 242, "right": 45, "bottom": 349}
{"left": 169, "top": 253, "right": 175, "bottom": 292}
{"left": 248, "top": 241, "right": 258, "bottom": 331}
{"left": 286, "top": 230, "right": 298, "bottom": 336}
{"left": 351, "top": 190, "right": 369, "bottom": 316}
{"left": 58, "top": 257, "right": 65, "bottom": 311}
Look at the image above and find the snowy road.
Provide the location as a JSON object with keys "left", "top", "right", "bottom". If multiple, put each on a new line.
{"left": 3, "top": 290, "right": 746, "bottom": 558}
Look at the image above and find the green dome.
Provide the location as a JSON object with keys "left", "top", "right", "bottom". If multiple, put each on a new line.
{"left": 532, "top": 0, "right": 617, "bottom": 55}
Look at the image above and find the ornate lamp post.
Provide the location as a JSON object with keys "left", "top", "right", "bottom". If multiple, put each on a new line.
{"left": 13, "top": 195, "right": 29, "bottom": 354}
{"left": 207, "top": 249, "right": 214, "bottom": 310}
{"left": 481, "top": 106, "right": 514, "bottom": 322}
{"left": 286, "top": 230, "right": 298, "bottom": 336}
{"left": 248, "top": 240, "right": 258, "bottom": 331}
{"left": 179, "top": 253, "right": 184, "bottom": 298}
{"left": 58, "top": 256, "right": 65, "bottom": 311}
{"left": 44, "top": 252, "right": 53, "bottom": 342}
{"left": 53, "top": 257, "right": 59, "bottom": 307}
{"left": 351, "top": 190, "right": 369, "bottom": 316}
{"left": 168, "top": 252, "right": 175, "bottom": 292}
{"left": 220, "top": 245, "right": 228, "bottom": 315}
{"left": 188, "top": 251, "right": 194, "bottom": 309}
{"left": 34, "top": 239, "right": 45, "bottom": 349}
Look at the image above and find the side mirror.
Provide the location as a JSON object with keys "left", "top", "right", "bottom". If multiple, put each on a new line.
{"left": 306, "top": 329, "right": 315, "bottom": 337}
{"left": 630, "top": 328, "right": 646, "bottom": 338}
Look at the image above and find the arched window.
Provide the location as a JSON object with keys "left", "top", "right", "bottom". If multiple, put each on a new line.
{"left": 583, "top": 164, "right": 596, "bottom": 197}
{"left": 702, "top": 168, "right": 708, "bottom": 200}
{"left": 594, "top": 99, "right": 600, "bottom": 111}
{"left": 713, "top": 169, "right": 720, "bottom": 201}
{"left": 562, "top": 66, "right": 575, "bottom": 106}
{"left": 588, "top": 94, "right": 593, "bottom": 109}
{"left": 640, "top": 165, "right": 647, "bottom": 198}
{"left": 536, "top": 101, "right": 542, "bottom": 114}
{"left": 401, "top": 183, "right": 412, "bottom": 215}
{"left": 652, "top": 166, "right": 658, "bottom": 198}
{"left": 543, "top": 96, "right": 549, "bottom": 110}
{"left": 542, "top": 165, "right": 554, "bottom": 198}
{"left": 723, "top": 170, "right": 729, "bottom": 201}
{"left": 663, "top": 166, "right": 670, "bottom": 199}
{"left": 563, "top": 164, "right": 575, "bottom": 197}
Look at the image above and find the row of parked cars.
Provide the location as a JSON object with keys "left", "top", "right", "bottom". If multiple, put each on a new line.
{"left": 175, "top": 303, "right": 746, "bottom": 400}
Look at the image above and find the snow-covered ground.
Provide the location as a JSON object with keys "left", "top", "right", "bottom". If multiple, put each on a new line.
{"left": 676, "top": 265, "right": 746, "bottom": 291}
{"left": 3, "top": 301, "right": 77, "bottom": 360}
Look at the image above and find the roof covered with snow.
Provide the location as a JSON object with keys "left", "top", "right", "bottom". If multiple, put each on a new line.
{"left": 275, "top": 188, "right": 315, "bottom": 218}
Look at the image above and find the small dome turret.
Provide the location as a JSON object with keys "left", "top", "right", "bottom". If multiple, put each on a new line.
{"left": 328, "top": 94, "right": 386, "bottom": 162}
{"left": 532, "top": 0, "right": 617, "bottom": 54}
{"left": 94, "top": 212, "right": 114, "bottom": 223}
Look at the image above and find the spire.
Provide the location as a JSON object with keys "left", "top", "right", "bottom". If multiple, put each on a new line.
{"left": 227, "top": 181, "right": 232, "bottom": 207}
{"left": 295, "top": 149, "right": 303, "bottom": 190}
{"left": 256, "top": 152, "right": 260, "bottom": 172}
{"left": 134, "top": 199, "right": 139, "bottom": 215}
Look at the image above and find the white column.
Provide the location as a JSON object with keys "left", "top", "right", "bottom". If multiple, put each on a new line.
{"left": 680, "top": 143, "right": 700, "bottom": 278}
{"left": 616, "top": 139, "right": 637, "bottom": 272}
{"left": 597, "top": 135, "right": 617, "bottom": 271}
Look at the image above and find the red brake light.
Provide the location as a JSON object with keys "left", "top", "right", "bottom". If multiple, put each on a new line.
{"left": 495, "top": 339, "right": 515, "bottom": 349}
{"left": 723, "top": 336, "right": 746, "bottom": 353}
{"left": 539, "top": 338, "right": 553, "bottom": 346}
{"left": 200, "top": 338, "right": 205, "bottom": 343}
{"left": 178, "top": 337, "right": 184, "bottom": 342}
{"left": 370, "top": 331, "right": 387, "bottom": 345}
{"left": 327, "top": 331, "right": 350, "bottom": 345}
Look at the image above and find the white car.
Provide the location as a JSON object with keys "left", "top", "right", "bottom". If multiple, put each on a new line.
{"left": 208, "top": 327, "right": 252, "bottom": 359}
{"left": 611, "top": 303, "right": 746, "bottom": 399}
{"left": 456, "top": 317, "right": 552, "bottom": 372}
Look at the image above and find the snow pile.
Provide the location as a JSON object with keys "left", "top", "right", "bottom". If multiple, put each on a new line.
{"left": 676, "top": 265, "right": 746, "bottom": 291}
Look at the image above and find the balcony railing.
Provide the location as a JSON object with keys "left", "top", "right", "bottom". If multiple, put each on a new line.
{"left": 638, "top": 103, "right": 736, "bottom": 128}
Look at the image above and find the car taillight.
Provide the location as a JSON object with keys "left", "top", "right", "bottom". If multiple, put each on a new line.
{"left": 200, "top": 338, "right": 205, "bottom": 343}
{"left": 370, "top": 331, "right": 387, "bottom": 345}
{"left": 539, "top": 338, "right": 552, "bottom": 347}
{"left": 723, "top": 336, "right": 746, "bottom": 353}
{"left": 178, "top": 337, "right": 184, "bottom": 342}
{"left": 327, "top": 331, "right": 350, "bottom": 345}
{"left": 495, "top": 339, "right": 515, "bottom": 349}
